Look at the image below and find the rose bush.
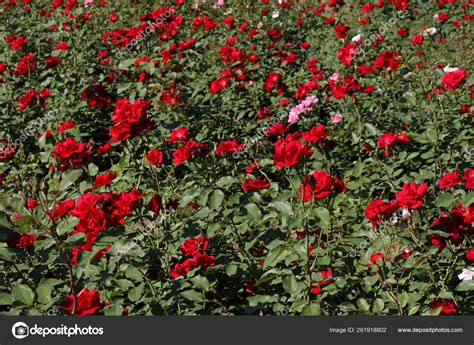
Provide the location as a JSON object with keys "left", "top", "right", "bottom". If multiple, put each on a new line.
{"left": 0, "top": 0, "right": 472, "bottom": 316}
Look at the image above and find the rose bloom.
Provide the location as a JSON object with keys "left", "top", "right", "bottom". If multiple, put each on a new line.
{"left": 60, "top": 288, "right": 108, "bottom": 316}
{"left": 58, "top": 121, "right": 76, "bottom": 133}
{"left": 27, "top": 199, "right": 39, "bottom": 210}
{"left": 215, "top": 139, "right": 243, "bottom": 156}
{"left": 463, "top": 168, "right": 473, "bottom": 190}
{"left": 366, "top": 199, "right": 399, "bottom": 226}
{"left": 442, "top": 69, "right": 468, "bottom": 91}
{"left": 93, "top": 171, "right": 117, "bottom": 189}
{"left": 412, "top": 35, "right": 424, "bottom": 45}
{"left": 299, "top": 170, "right": 346, "bottom": 202}
{"left": 334, "top": 25, "right": 350, "bottom": 39}
{"left": 242, "top": 178, "right": 271, "bottom": 192}
{"left": 146, "top": 149, "right": 164, "bottom": 166}
{"left": 439, "top": 171, "right": 461, "bottom": 189}
{"left": 169, "top": 127, "right": 189, "bottom": 143}
{"left": 273, "top": 138, "right": 313, "bottom": 169}
{"left": 49, "top": 199, "right": 75, "bottom": 221}
{"left": 173, "top": 140, "right": 209, "bottom": 165}
{"left": 6, "top": 232, "right": 37, "bottom": 249}
{"left": 466, "top": 246, "right": 474, "bottom": 261}
{"left": 395, "top": 182, "right": 428, "bottom": 209}
{"left": 54, "top": 138, "right": 92, "bottom": 168}
{"left": 429, "top": 299, "right": 457, "bottom": 315}
{"left": 148, "top": 193, "right": 162, "bottom": 213}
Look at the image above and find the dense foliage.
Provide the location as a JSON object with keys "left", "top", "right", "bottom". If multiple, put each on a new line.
{"left": 0, "top": 0, "right": 473, "bottom": 316}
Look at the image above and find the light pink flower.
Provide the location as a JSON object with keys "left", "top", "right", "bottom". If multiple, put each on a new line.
{"left": 331, "top": 114, "right": 343, "bottom": 123}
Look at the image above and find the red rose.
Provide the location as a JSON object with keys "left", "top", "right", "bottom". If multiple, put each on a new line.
{"left": 18, "top": 89, "right": 36, "bottom": 110}
{"left": 463, "top": 168, "right": 473, "bottom": 190}
{"left": 411, "top": 35, "right": 424, "bottom": 45}
{"left": 97, "top": 142, "right": 112, "bottom": 155}
{"left": 215, "top": 139, "right": 243, "bottom": 156}
{"left": 439, "top": 171, "right": 461, "bottom": 189}
{"left": 60, "top": 288, "right": 108, "bottom": 316}
{"left": 466, "top": 246, "right": 474, "bottom": 261}
{"left": 442, "top": 69, "right": 468, "bottom": 91}
{"left": 148, "top": 194, "right": 162, "bottom": 214}
{"left": 110, "top": 12, "right": 119, "bottom": 22}
{"left": 54, "top": 138, "right": 92, "bottom": 168}
{"left": 27, "top": 199, "right": 38, "bottom": 210}
{"left": 273, "top": 138, "right": 313, "bottom": 169}
{"left": 334, "top": 25, "right": 350, "bottom": 39}
{"left": 49, "top": 199, "right": 75, "bottom": 221}
{"left": 110, "top": 99, "right": 155, "bottom": 142}
{"left": 180, "top": 235, "right": 210, "bottom": 257}
{"left": 366, "top": 199, "right": 399, "bottom": 226}
{"left": 396, "top": 182, "right": 428, "bottom": 209}
{"left": 299, "top": 170, "right": 346, "bottom": 201}
{"left": 264, "top": 72, "right": 282, "bottom": 93}
{"left": 267, "top": 27, "right": 282, "bottom": 39}
{"left": 338, "top": 43, "right": 357, "bottom": 66}
{"left": 266, "top": 124, "right": 288, "bottom": 137}
{"left": 302, "top": 125, "right": 331, "bottom": 146}
{"left": 169, "top": 127, "right": 189, "bottom": 143}
{"left": 429, "top": 299, "right": 457, "bottom": 315}
{"left": 93, "top": 171, "right": 117, "bottom": 189}
{"left": 58, "top": 121, "right": 76, "bottom": 133}
{"left": 242, "top": 178, "right": 271, "bottom": 192}
{"left": 370, "top": 252, "right": 385, "bottom": 265}
{"left": 55, "top": 42, "right": 69, "bottom": 50}
{"left": 378, "top": 132, "right": 410, "bottom": 156}
{"left": 173, "top": 140, "right": 209, "bottom": 165}
{"left": 46, "top": 56, "right": 61, "bottom": 68}
{"left": 6, "top": 233, "right": 36, "bottom": 249}
{"left": 146, "top": 149, "right": 164, "bottom": 166}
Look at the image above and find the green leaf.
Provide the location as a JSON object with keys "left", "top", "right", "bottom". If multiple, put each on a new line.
{"left": 125, "top": 266, "right": 143, "bottom": 282}
{"left": 37, "top": 279, "right": 62, "bottom": 304}
{"left": 434, "top": 193, "right": 456, "bottom": 208}
{"left": 268, "top": 201, "right": 293, "bottom": 216}
{"left": 456, "top": 280, "right": 474, "bottom": 291}
{"left": 12, "top": 284, "right": 35, "bottom": 306}
{"left": 0, "top": 292, "right": 15, "bottom": 305}
{"left": 118, "top": 58, "right": 137, "bottom": 70}
{"left": 56, "top": 217, "right": 80, "bottom": 236}
{"left": 302, "top": 303, "right": 321, "bottom": 315}
{"left": 209, "top": 189, "right": 225, "bottom": 210}
{"left": 128, "top": 284, "right": 144, "bottom": 302}
{"left": 59, "top": 169, "right": 83, "bottom": 191}
{"left": 373, "top": 298, "right": 385, "bottom": 313}
{"left": 314, "top": 207, "right": 330, "bottom": 229}
{"left": 216, "top": 176, "right": 237, "bottom": 188}
{"left": 356, "top": 298, "right": 370, "bottom": 312}
{"left": 282, "top": 276, "right": 302, "bottom": 295}
{"left": 245, "top": 203, "right": 261, "bottom": 221}
{"left": 181, "top": 289, "right": 203, "bottom": 302}
{"left": 399, "top": 292, "right": 410, "bottom": 307}
{"left": 191, "top": 276, "right": 210, "bottom": 292}
{"left": 263, "top": 246, "right": 289, "bottom": 269}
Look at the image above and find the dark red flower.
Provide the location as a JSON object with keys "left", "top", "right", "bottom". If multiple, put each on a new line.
{"left": 60, "top": 288, "right": 108, "bottom": 316}
{"left": 396, "top": 182, "right": 428, "bottom": 209}
{"left": 146, "top": 149, "right": 164, "bottom": 166}
{"left": 273, "top": 137, "right": 313, "bottom": 169}
{"left": 242, "top": 178, "right": 271, "bottom": 191}
{"left": 429, "top": 299, "right": 457, "bottom": 315}
{"left": 93, "top": 171, "right": 117, "bottom": 189}
{"left": 439, "top": 171, "right": 462, "bottom": 190}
